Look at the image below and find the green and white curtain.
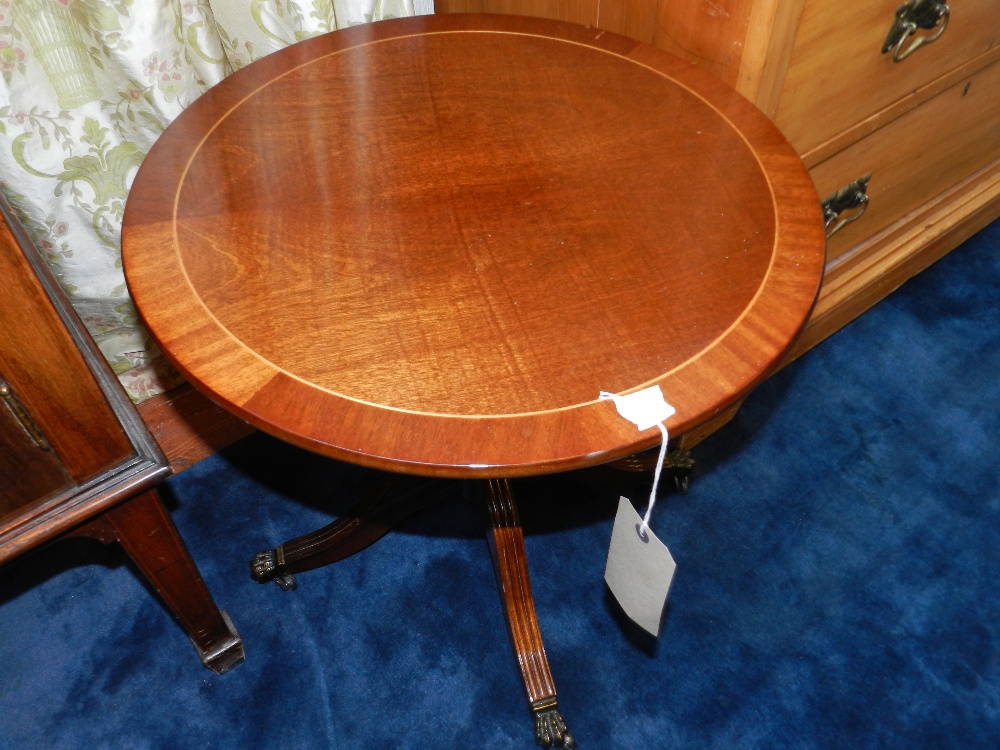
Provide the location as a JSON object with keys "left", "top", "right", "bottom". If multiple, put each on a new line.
{"left": 0, "top": 0, "right": 426, "bottom": 402}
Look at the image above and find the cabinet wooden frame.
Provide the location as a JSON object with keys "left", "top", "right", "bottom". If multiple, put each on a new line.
{"left": 0, "top": 197, "right": 170, "bottom": 562}
{"left": 0, "top": 197, "right": 245, "bottom": 674}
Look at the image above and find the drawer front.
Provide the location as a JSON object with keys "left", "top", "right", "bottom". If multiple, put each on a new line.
{"left": 776, "top": 0, "right": 999, "bottom": 154}
{"left": 811, "top": 57, "right": 1000, "bottom": 263}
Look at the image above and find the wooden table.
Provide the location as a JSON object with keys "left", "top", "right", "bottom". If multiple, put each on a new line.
{"left": 122, "top": 14, "right": 825, "bottom": 747}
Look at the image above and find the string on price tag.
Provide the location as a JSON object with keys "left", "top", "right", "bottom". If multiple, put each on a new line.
{"left": 599, "top": 385, "right": 677, "bottom": 637}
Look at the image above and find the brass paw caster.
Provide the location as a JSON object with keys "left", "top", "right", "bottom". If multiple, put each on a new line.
{"left": 533, "top": 701, "right": 577, "bottom": 749}
{"left": 668, "top": 451, "right": 695, "bottom": 494}
{"left": 250, "top": 548, "right": 298, "bottom": 590}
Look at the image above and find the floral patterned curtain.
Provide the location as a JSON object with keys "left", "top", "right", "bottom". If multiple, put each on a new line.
{"left": 0, "top": 0, "right": 426, "bottom": 402}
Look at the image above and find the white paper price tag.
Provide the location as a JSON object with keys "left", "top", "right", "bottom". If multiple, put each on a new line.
{"left": 604, "top": 496, "right": 676, "bottom": 637}
{"left": 599, "top": 386, "right": 675, "bottom": 432}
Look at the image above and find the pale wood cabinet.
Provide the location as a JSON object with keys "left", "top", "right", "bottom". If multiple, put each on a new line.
{"left": 436, "top": 0, "right": 1000, "bottom": 356}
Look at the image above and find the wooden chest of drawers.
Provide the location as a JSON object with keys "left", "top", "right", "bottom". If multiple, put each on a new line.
{"left": 777, "top": 0, "right": 998, "bottom": 156}
{"left": 436, "top": 0, "right": 1000, "bottom": 358}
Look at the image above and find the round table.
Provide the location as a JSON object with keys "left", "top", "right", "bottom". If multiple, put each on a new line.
{"left": 123, "top": 14, "right": 825, "bottom": 747}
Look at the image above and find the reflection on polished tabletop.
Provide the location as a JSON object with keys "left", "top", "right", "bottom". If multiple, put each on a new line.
{"left": 122, "top": 14, "right": 825, "bottom": 748}
{"left": 123, "top": 14, "right": 825, "bottom": 478}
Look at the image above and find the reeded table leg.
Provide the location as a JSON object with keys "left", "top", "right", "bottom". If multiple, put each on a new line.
{"left": 484, "top": 479, "right": 576, "bottom": 749}
{"left": 247, "top": 473, "right": 577, "bottom": 747}
{"left": 77, "top": 488, "right": 245, "bottom": 674}
{"left": 251, "top": 474, "right": 451, "bottom": 586}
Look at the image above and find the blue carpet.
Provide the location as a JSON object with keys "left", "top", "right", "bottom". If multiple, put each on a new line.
{"left": 1, "top": 221, "right": 998, "bottom": 749}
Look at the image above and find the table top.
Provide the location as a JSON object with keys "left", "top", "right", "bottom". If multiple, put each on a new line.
{"left": 122, "top": 14, "right": 826, "bottom": 478}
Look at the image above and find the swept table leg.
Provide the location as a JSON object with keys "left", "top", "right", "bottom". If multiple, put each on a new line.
{"left": 607, "top": 448, "right": 695, "bottom": 494}
{"left": 75, "top": 488, "right": 245, "bottom": 675}
{"left": 251, "top": 474, "right": 453, "bottom": 586}
{"left": 605, "top": 398, "right": 746, "bottom": 493}
{"left": 484, "top": 479, "right": 577, "bottom": 749}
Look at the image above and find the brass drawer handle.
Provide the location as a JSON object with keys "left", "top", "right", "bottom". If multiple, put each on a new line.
{"left": 0, "top": 381, "right": 52, "bottom": 450}
{"left": 821, "top": 173, "right": 871, "bottom": 238}
{"left": 882, "top": 0, "right": 950, "bottom": 62}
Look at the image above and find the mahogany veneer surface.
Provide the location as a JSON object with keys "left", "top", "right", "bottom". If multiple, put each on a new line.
{"left": 122, "top": 14, "right": 825, "bottom": 477}
{"left": 0, "top": 219, "right": 134, "bottom": 485}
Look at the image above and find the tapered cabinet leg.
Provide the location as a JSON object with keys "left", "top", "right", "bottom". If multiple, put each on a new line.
{"left": 100, "top": 489, "right": 244, "bottom": 674}
{"left": 484, "top": 479, "right": 576, "bottom": 749}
